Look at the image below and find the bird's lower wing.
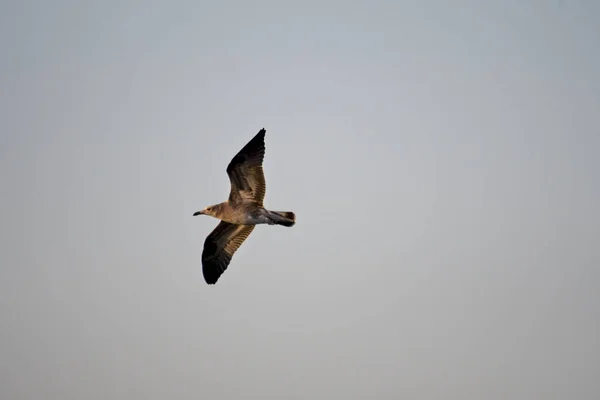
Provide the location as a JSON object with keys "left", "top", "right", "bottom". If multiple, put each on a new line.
{"left": 202, "top": 221, "right": 255, "bottom": 284}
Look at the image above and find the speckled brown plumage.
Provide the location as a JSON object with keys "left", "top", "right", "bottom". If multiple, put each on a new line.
{"left": 193, "top": 128, "right": 296, "bottom": 285}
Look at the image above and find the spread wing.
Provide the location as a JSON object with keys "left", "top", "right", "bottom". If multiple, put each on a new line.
{"left": 226, "top": 128, "right": 266, "bottom": 206}
{"left": 202, "top": 221, "right": 255, "bottom": 284}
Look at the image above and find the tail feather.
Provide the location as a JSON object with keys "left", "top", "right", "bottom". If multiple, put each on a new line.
{"left": 269, "top": 211, "right": 296, "bottom": 227}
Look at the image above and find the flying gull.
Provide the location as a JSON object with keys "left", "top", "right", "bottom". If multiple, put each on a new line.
{"left": 193, "top": 128, "right": 296, "bottom": 284}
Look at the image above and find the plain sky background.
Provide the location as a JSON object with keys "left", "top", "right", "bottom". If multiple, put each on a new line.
{"left": 1, "top": 1, "right": 599, "bottom": 399}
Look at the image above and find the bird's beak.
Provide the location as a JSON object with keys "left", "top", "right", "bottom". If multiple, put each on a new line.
{"left": 193, "top": 210, "right": 204, "bottom": 216}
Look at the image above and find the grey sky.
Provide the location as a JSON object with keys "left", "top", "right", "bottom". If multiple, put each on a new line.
{"left": 1, "top": 1, "right": 599, "bottom": 399}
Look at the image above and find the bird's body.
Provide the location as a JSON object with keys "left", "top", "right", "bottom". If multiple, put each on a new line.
{"left": 199, "top": 201, "right": 294, "bottom": 226}
{"left": 193, "top": 128, "right": 295, "bottom": 284}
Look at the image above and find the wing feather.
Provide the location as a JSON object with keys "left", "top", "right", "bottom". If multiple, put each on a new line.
{"left": 202, "top": 221, "right": 255, "bottom": 284}
{"left": 226, "top": 128, "right": 267, "bottom": 205}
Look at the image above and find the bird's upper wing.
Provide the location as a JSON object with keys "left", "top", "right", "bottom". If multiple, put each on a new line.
{"left": 226, "top": 128, "right": 266, "bottom": 206}
{"left": 202, "top": 221, "right": 255, "bottom": 284}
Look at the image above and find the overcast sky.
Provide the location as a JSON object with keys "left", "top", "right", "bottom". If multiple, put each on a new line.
{"left": 1, "top": 1, "right": 599, "bottom": 399}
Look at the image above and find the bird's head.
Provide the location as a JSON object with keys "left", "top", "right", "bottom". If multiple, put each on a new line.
{"left": 193, "top": 204, "right": 220, "bottom": 218}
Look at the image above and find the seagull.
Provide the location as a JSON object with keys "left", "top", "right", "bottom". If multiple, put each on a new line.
{"left": 193, "top": 128, "right": 296, "bottom": 284}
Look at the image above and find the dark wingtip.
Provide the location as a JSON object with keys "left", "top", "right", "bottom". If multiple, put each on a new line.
{"left": 203, "top": 272, "right": 220, "bottom": 285}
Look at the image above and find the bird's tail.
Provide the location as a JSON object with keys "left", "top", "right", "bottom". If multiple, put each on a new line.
{"left": 268, "top": 211, "right": 296, "bottom": 227}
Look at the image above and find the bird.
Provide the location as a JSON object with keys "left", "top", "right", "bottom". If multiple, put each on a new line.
{"left": 193, "top": 128, "right": 296, "bottom": 284}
